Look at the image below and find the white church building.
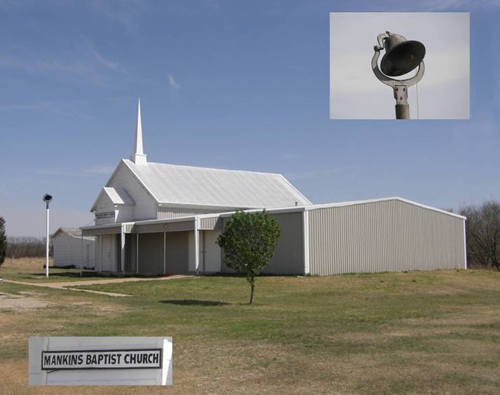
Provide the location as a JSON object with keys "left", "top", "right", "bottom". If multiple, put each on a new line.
{"left": 81, "top": 102, "right": 467, "bottom": 276}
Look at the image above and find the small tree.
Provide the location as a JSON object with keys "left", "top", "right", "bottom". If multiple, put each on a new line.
{"left": 217, "top": 210, "right": 281, "bottom": 304}
{"left": 0, "top": 217, "right": 6, "bottom": 278}
{"left": 460, "top": 201, "right": 500, "bottom": 270}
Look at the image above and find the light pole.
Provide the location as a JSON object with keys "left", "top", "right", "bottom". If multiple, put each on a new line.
{"left": 372, "top": 31, "right": 426, "bottom": 119}
{"left": 43, "top": 194, "right": 52, "bottom": 278}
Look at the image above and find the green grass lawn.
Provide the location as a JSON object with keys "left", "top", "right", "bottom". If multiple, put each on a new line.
{"left": 1, "top": 260, "right": 499, "bottom": 394}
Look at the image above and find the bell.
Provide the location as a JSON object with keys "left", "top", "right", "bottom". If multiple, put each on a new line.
{"left": 380, "top": 33, "right": 425, "bottom": 77}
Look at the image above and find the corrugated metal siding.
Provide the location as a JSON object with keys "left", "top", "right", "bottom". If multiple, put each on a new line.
{"left": 134, "top": 220, "right": 194, "bottom": 234}
{"left": 82, "top": 226, "right": 121, "bottom": 236}
{"left": 200, "top": 216, "right": 222, "bottom": 230}
{"left": 221, "top": 212, "right": 305, "bottom": 275}
{"left": 157, "top": 206, "right": 224, "bottom": 220}
{"left": 131, "top": 232, "right": 190, "bottom": 275}
{"left": 165, "top": 231, "right": 190, "bottom": 274}
{"left": 308, "top": 199, "right": 465, "bottom": 275}
{"left": 137, "top": 233, "right": 163, "bottom": 275}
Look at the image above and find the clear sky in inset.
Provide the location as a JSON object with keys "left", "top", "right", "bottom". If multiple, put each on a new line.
{"left": 330, "top": 13, "right": 469, "bottom": 119}
{"left": 1, "top": 0, "right": 499, "bottom": 236}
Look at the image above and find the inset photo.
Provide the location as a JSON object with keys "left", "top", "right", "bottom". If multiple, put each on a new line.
{"left": 330, "top": 12, "right": 470, "bottom": 120}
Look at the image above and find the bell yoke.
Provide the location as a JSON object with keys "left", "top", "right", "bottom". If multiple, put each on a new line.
{"left": 371, "top": 31, "right": 426, "bottom": 119}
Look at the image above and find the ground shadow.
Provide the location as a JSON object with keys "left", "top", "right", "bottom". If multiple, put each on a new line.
{"left": 26, "top": 271, "right": 98, "bottom": 279}
{"left": 159, "top": 299, "right": 229, "bottom": 306}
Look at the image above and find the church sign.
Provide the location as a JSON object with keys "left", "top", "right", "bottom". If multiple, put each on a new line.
{"left": 41, "top": 349, "right": 162, "bottom": 370}
{"left": 30, "top": 337, "right": 172, "bottom": 386}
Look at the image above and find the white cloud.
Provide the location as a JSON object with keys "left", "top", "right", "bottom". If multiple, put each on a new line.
{"left": 87, "top": 0, "right": 146, "bottom": 31}
{"left": 0, "top": 39, "right": 126, "bottom": 84}
{"left": 34, "top": 168, "right": 76, "bottom": 177}
{"left": 168, "top": 74, "right": 180, "bottom": 89}
{"left": 34, "top": 165, "right": 114, "bottom": 177}
{"left": 85, "top": 166, "right": 115, "bottom": 175}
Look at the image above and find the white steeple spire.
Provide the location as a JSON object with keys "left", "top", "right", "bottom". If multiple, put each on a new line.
{"left": 131, "top": 98, "right": 147, "bottom": 165}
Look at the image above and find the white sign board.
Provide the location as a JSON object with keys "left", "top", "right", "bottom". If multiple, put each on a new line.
{"left": 29, "top": 337, "right": 172, "bottom": 386}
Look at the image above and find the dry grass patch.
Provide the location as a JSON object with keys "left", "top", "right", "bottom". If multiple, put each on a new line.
{"left": 0, "top": 291, "right": 52, "bottom": 311}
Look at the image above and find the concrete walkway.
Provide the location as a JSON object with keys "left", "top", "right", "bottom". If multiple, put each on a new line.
{"left": 3, "top": 275, "right": 194, "bottom": 297}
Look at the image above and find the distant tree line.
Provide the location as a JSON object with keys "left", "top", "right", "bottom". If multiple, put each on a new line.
{"left": 5, "top": 237, "right": 52, "bottom": 258}
{"left": 0, "top": 217, "right": 6, "bottom": 265}
{"left": 460, "top": 201, "right": 500, "bottom": 270}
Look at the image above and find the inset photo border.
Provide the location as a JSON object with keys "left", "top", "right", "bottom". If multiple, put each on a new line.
{"left": 329, "top": 12, "right": 470, "bottom": 120}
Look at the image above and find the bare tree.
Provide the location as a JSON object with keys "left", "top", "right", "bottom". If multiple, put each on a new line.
{"left": 6, "top": 237, "right": 51, "bottom": 258}
{"left": 460, "top": 201, "right": 500, "bottom": 270}
{"left": 0, "top": 217, "right": 6, "bottom": 265}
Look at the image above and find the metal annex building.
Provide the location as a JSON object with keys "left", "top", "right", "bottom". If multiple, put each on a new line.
{"left": 81, "top": 102, "right": 466, "bottom": 276}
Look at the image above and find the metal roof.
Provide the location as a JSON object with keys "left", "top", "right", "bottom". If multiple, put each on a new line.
{"left": 52, "top": 227, "right": 95, "bottom": 240}
{"left": 103, "top": 187, "right": 134, "bottom": 205}
{"left": 121, "top": 159, "right": 311, "bottom": 209}
{"left": 90, "top": 186, "right": 135, "bottom": 212}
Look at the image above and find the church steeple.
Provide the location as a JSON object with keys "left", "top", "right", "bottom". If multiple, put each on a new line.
{"left": 131, "top": 99, "right": 147, "bottom": 165}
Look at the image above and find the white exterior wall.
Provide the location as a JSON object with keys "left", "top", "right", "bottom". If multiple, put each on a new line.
{"left": 188, "top": 230, "right": 222, "bottom": 273}
{"left": 201, "top": 230, "right": 221, "bottom": 273}
{"left": 94, "top": 196, "right": 117, "bottom": 225}
{"left": 99, "top": 234, "right": 117, "bottom": 272}
{"left": 108, "top": 164, "right": 156, "bottom": 220}
{"left": 116, "top": 206, "right": 134, "bottom": 223}
{"left": 53, "top": 233, "right": 95, "bottom": 269}
{"left": 95, "top": 161, "right": 156, "bottom": 224}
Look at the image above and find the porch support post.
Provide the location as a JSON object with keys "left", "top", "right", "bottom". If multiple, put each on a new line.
{"left": 163, "top": 231, "right": 167, "bottom": 274}
{"left": 194, "top": 217, "right": 200, "bottom": 274}
{"left": 136, "top": 233, "right": 139, "bottom": 274}
{"left": 120, "top": 224, "right": 125, "bottom": 273}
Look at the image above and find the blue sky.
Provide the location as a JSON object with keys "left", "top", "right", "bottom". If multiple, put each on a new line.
{"left": 1, "top": 0, "right": 499, "bottom": 236}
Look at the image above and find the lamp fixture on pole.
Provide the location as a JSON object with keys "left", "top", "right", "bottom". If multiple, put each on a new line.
{"left": 372, "top": 31, "right": 426, "bottom": 119}
{"left": 42, "top": 194, "right": 52, "bottom": 278}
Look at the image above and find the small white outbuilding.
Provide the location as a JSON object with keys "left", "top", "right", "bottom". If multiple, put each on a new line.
{"left": 52, "top": 228, "right": 95, "bottom": 269}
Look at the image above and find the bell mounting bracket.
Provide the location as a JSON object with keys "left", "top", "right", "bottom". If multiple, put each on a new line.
{"left": 372, "top": 31, "right": 425, "bottom": 119}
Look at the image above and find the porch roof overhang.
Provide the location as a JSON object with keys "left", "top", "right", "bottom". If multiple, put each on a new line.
{"left": 81, "top": 223, "right": 122, "bottom": 236}
{"left": 81, "top": 216, "right": 197, "bottom": 236}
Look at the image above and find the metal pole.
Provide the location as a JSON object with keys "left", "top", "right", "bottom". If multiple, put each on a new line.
{"left": 395, "top": 104, "right": 410, "bottom": 119}
{"left": 45, "top": 202, "right": 50, "bottom": 278}
{"left": 393, "top": 85, "right": 410, "bottom": 120}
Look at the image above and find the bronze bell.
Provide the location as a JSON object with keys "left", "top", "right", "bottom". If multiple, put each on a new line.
{"left": 380, "top": 32, "right": 426, "bottom": 77}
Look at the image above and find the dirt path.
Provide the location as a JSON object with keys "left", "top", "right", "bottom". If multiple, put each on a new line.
{"left": 2, "top": 275, "right": 194, "bottom": 297}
